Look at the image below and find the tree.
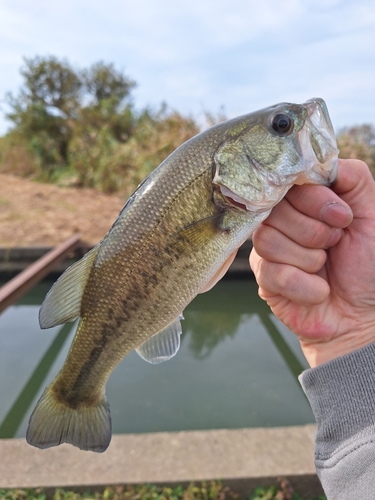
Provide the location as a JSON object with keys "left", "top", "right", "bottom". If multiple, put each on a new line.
{"left": 82, "top": 61, "right": 135, "bottom": 109}
{"left": 5, "top": 56, "right": 136, "bottom": 180}
{"left": 5, "top": 57, "right": 82, "bottom": 177}
{"left": 2, "top": 56, "right": 201, "bottom": 192}
{"left": 337, "top": 124, "right": 375, "bottom": 178}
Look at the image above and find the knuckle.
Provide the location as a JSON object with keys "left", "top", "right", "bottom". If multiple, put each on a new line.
{"left": 255, "top": 259, "right": 274, "bottom": 289}
{"left": 253, "top": 225, "right": 282, "bottom": 259}
{"left": 253, "top": 225, "right": 271, "bottom": 249}
{"left": 342, "top": 158, "right": 373, "bottom": 183}
{"left": 356, "top": 160, "right": 375, "bottom": 184}
{"left": 351, "top": 159, "right": 370, "bottom": 171}
{"left": 305, "top": 222, "right": 331, "bottom": 248}
{"left": 306, "top": 249, "right": 326, "bottom": 273}
{"left": 274, "top": 265, "right": 299, "bottom": 293}
{"left": 249, "top": 248, "right": 260, "bottom": 275}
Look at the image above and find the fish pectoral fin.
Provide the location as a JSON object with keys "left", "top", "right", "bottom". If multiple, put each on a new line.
{"left": 199, "top": 250, "right": 238, "bottom": 293}
{"left": 39, "top": 245, "right": 100, "bottom": 329}
{"left": 171, "top": 214, "right": 226, "bottom": 250}
{"left": 135, "top": 314, "right": 184, "bottom": 364}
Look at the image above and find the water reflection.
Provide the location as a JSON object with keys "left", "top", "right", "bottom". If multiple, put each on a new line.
{"left": 183, "top": 280, "right": 270, "bottom": 359}
{"left": 0, "top": 278, "right": 313, "bottom": 438}
{"left": 184, "top": 310, "right": 243, "bottom": 359}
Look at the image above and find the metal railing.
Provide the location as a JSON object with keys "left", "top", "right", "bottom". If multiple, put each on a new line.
{"left": 0, "top": 235, "right": 80, "bottom": 314}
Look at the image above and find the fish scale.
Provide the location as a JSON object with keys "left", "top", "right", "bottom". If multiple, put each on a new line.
{"left": 27, "top": 98, "right": 339, "bottom": 452}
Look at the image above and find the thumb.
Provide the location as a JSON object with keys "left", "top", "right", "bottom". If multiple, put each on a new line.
{"left": 333, "top": 159, "right": 375, "bottom": 219}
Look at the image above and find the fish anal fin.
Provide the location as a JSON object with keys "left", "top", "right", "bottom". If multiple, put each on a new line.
{"left": 39, "top": 245, "right": 100, "bottom": 329}
{"left": 200, "top": 250, "right": 238, "bottom": 294}
{"left": 26, "top": 385, "right": 111, "bottom": 453}
{"left": 135, "top": 315, "right": 183, "bottom": 364}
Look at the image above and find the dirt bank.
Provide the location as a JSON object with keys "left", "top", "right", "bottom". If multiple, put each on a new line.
{"left": 0, "top": 174, "right": 125, "bottom": 247}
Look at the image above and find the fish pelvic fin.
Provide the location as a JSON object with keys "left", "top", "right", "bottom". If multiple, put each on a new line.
{"left": 26, "top": 385, "right": 111, "bottom": 453}
{"left": 136, "top": 314, "right": 183, "bottom": 364}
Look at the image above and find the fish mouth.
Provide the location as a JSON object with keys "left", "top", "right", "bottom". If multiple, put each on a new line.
{"left": 219, "top": 184, "right": 289, "bottom": 213}
{"left": 220, "top": 188, "right": 249, "bottom": 211}
{"left": 297, "top": 98, "right": 339, "bottom": 186}
{"left": 214, "top": 98, "right": 339, "bottom": 215}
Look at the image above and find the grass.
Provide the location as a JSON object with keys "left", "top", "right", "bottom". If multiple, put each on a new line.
{"left": 0, "top": 480, "right": 326, "bottom": 500}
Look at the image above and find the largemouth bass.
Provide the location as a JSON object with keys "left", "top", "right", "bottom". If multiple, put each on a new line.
{"left": 27, "top": 98, "right": 338, "bottom": 452}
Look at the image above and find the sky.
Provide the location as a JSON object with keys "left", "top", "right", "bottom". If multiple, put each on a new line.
{"left": 0, "top": 0, "right": 374, "bottom": 135}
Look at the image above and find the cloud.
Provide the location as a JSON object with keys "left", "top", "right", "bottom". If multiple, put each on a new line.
{"left": 0, "top": 0, "right": 374, "bottom": 134}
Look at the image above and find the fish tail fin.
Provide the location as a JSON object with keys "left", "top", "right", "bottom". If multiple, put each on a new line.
{"left": 26, "top": 385, "right": 112, "bottom": 453}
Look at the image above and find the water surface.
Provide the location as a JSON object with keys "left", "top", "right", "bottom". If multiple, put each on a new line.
{"left": 0, "top": 279, "right": 313, "bottom": 438}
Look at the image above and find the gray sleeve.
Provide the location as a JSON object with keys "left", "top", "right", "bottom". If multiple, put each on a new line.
{"left": 299, "top": 342, "right": 375, "bottom": 500}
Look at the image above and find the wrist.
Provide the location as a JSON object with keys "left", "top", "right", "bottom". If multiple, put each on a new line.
{"left": 300, "top": 328, "right": 375, "bottom": 368}
{"left": 299, "top": 342, "right": 375, "bottom": 454}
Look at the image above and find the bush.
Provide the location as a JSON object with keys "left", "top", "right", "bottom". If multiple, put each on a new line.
{"left": 337, "top": 124, "right": 375, "bottom": 178}
{"left": 0, "top": 56, "right": 200, "bottom": 194}
{"left": 0, "top": 131, "right": 38, "bottom": 177}
{"left": 2, "top": 55, "right": 374, "bottom": 192}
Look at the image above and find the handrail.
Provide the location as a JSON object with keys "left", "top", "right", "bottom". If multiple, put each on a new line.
{"left": 0, "top": 235, "right": 81, "bottom": 314}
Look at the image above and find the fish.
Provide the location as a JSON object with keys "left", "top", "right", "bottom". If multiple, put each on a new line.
{"left": 26, "top": 97, "right": 339, "bottom": 452}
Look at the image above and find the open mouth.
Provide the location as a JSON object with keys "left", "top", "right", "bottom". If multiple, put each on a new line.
{"left": 218, "top": 182, "right": 291, "bottom": 214}
{"left": 222, "top": 194, "right": 249, "bottom": 211}
{"left": 304, "top": 99, "right": 339, "bottom": 185}
{"left": 219, "top": 185, "right": 250, "bottom": 211}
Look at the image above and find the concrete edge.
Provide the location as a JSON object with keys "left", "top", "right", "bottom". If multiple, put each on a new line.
{"left": 0, "top": 425, "right": 323, "bottom": 497}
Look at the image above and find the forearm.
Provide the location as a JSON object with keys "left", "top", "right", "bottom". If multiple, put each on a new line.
{"left": 299, "top": 342, "right": 375, "bottom": 499}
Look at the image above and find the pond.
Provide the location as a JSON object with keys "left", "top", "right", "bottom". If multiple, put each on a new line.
{"left": 0, "top": 278, "right": 314, "bottom": 439}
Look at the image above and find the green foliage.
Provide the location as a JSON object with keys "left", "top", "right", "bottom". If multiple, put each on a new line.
{"left": 337, "top": 124, "right": 375, "bottom": 178}
{"left": 115, "top": 106, "right": 199, "bottom": 192}
{"left": 5, "top": 55, "right": 374, "bottom": 194}
{"left": 82, "top": 61, "right": 135, "bottom": 113}
{"left": 67, "top": 104, "right": 198, "bottom": 194}
{"left": 0, "top": 482, "right": 235, "bottom": 500}
{"left": 249, "top": 478, "right": 326, "bottom": 500}
{"left": 2, "top": 56, "right": 137, "bottom": 186}
{"left": 5, "top": 56, "right": 82, "bottom": 177}
{"left": 0, "top": 131, "right": 38, "bottom": 177}
{"left": 0, "top": 488, "right": 46, "bottom": 500}
{"left": 1, "top": 56, "right": 199, "bottom": 193}
{"left": 0, "top": 481, "right": 326, "bottom": 500}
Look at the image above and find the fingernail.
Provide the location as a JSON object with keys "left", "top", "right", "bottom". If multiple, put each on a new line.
{"left": 325, "top": 228, "right": 342, "bottom": 248}
{"left": 320, "top": 202, "right": 353, "bottom": 227}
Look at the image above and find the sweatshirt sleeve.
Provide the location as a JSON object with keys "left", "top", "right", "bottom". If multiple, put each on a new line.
{"left": 299, "top": 342, "right": 375, "bottom": 500}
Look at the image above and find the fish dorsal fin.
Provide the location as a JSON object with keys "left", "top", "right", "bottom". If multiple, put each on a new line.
{"left": 135, "top": 315, "right": 184, "bottom": 364}
{"left": 39, "top": 245, "right": 100, "bottom": 329}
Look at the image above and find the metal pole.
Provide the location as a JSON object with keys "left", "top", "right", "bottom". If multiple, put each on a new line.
{"left": 0, "top": 235, "right": 81, "bottom": 314}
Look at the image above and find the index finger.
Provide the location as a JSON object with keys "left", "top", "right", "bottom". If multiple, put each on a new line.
{"left": 285, "top": 183, "right": 353, "bottom": 228}
{"left": 285, "top": 160, "right": 355, "bottom": 229}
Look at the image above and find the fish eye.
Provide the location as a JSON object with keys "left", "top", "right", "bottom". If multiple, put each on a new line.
{"left": 271, "top": 113, "right": 293, "bottom": 135}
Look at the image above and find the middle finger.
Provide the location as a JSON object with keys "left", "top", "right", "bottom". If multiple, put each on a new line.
{"left": 252, "top": 224, "right": 327, "bottom": 273}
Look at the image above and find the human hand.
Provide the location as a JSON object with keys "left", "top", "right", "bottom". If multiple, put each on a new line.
{"left": 250, "top": 159, "right": 375, "bottom": 367}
